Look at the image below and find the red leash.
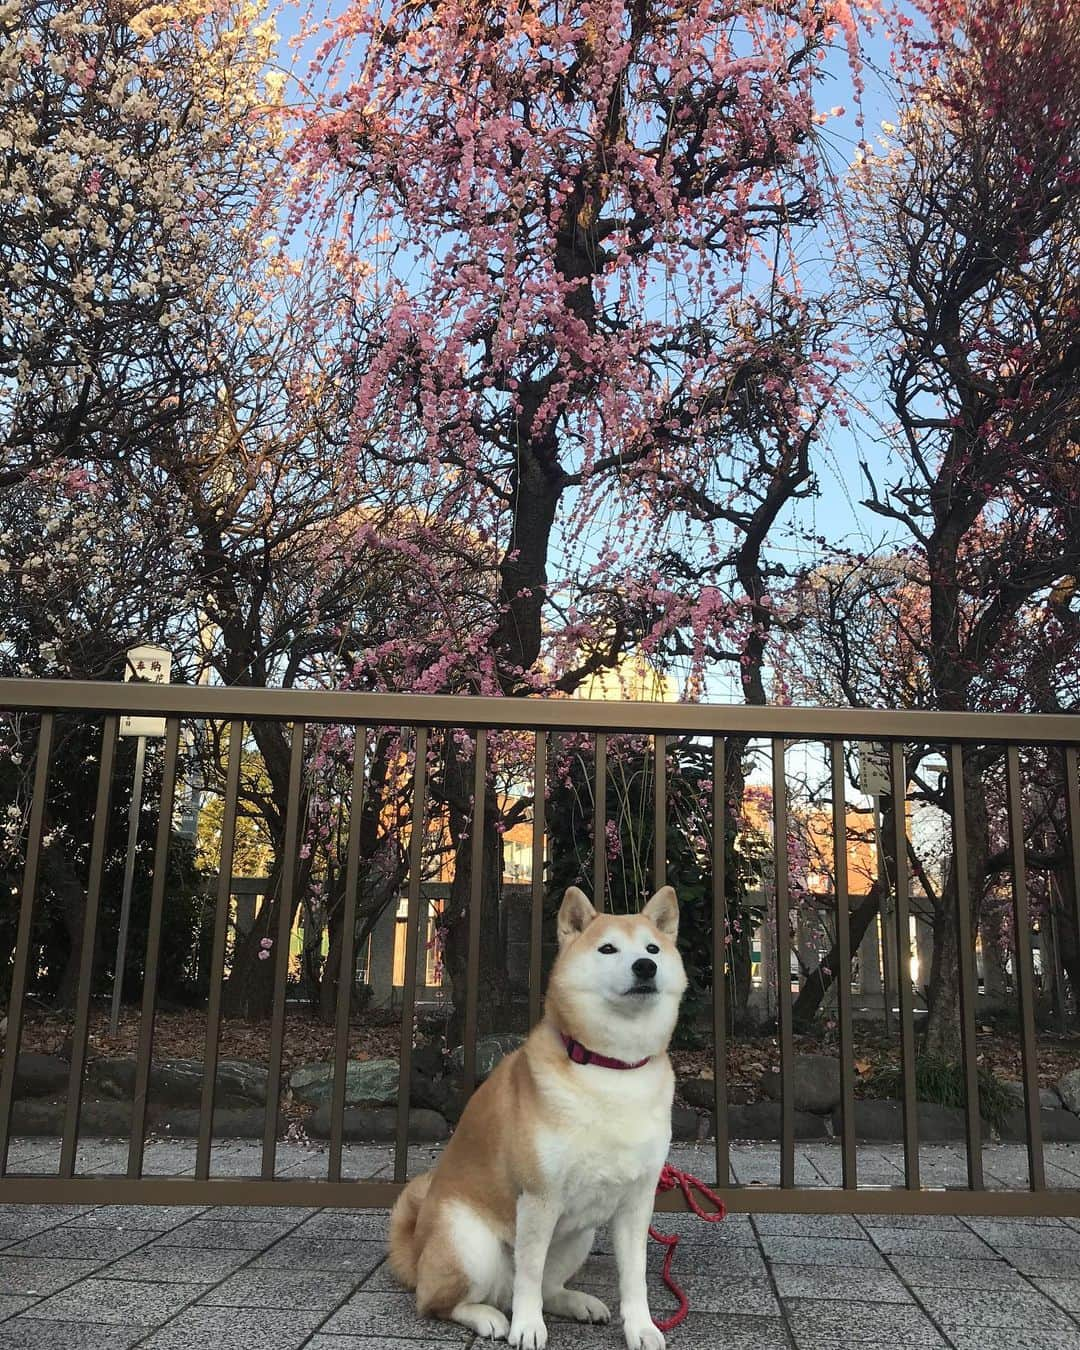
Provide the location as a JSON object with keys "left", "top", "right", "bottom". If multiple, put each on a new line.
{"left": 649, "top": 1163, "right": 727, "bottom": 1332}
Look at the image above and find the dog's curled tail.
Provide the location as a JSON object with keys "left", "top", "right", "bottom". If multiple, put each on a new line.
{"left": 388, "top": 1171, "right": 433, "bottom": 1288}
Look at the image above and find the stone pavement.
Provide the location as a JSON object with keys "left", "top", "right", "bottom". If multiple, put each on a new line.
{"left": 0, "top": 1140, "right": 1079, "bottom": 1349}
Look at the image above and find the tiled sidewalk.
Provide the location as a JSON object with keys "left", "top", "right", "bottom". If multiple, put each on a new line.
{"left": 0, "top": 1144, "right": 1079, "bottom": 1348}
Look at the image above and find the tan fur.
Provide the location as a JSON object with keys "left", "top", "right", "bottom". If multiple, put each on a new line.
{"left": 391, "top": 886, "right": 686, "bottom": 1348}
{"left": 388, "top": 1171, "right": 432, "bottom": 1286}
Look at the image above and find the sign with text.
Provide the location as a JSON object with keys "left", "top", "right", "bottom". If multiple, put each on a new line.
{"left": 120, "top": 644, "right": 172, "bottom": 738}
{"left": 856, "top": 741, "right": 891, "bottom": 798}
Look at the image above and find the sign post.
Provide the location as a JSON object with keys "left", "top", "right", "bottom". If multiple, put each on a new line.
{"left": 856, "top": 741, "right": 894, "bottom": 1035}
{"left": 111, "top": 645, "right": 172, "bottom": 1036}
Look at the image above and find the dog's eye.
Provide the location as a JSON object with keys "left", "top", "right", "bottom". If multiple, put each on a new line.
{"left": 646, "top": 943, "right": 660, "bottom": 954}
{"left": 597, "top": 943, "right": 618, "bottom": 954}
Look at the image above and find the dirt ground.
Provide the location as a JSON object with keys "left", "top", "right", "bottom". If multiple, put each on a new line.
{"left": 15, "top": 1005, "right": 1080, "bottom": 1098}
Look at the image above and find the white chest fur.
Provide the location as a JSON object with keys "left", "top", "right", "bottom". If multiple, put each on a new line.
{"left": 532, "top": 1058, "right": 673, "bottom": 1233}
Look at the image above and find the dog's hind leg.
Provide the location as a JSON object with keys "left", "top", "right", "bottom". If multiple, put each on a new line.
{"left": 417, "top": 1202, "right": 512, "bottom": 1340}
{"left": 542, "top": 1227, "right": 610, "bottom": 1324}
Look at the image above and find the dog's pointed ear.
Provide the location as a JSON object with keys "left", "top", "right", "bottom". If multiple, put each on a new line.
{"left": 557, "top": 886, "right": 597, "bottom": 946}
{"left": 642, "top": 885, "right": 679, "bottom": 938}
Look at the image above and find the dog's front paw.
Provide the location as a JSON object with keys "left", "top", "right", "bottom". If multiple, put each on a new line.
{"left": 474, "top": 1306, "right": 510, "bottom": 1340}
{"left": 623, "top": 1316, "right": 665, "bottom": 1350}
{"left": 509, "top": 1312, "right": 548, "bottom": 1350}
{"left": 546, "top": 1289, "right": 610, "bottom": 1323}
{"left": 510, "top": 1306, "right": 548, "bottom": 1350}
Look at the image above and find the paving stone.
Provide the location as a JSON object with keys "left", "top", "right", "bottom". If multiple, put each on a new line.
{"left": 1, "top": 1228, "right": 161, "bottom": 1261}
{"left": 20, "top": 1276, "right": 202, "bottom": 1326}
{"left": 889, "top": 1256, "right": 1031, "bottom": 1289}
{"left": 0, "top": 1257, "right": 102, "bottom": 1295}
{"left": 0, "top": 1320, "right": 146, "bottom": 1348}
{"left": 728, "top": 1152, "right": 826, "bottom": 1186}
{"left": 558, "top": 1313, "right": 794, "bottom": 1348}
{"left": 754, "top": 1213, "right": 865, "bottom": 1239}
{"left": 0, "top": 1213, "right": 73, "bottom": 1245}
{"left": 962, "top": 1219, "right": 1080, "bottom": 1250}
{"left": 995, "top": 1245, "right": 1080, "bottom": 1276}
{"left": 853, "top": 1213, "right": 965, "bottom": 1231}
{"left": 913, "top": 1287, "right": 1076, "bottom": 1330}
{"left": 770, "top": 1263, "right": 914, "bottom": 1302}
{"left": 941, "top": 1329, "right": 1080, "bottom": 1350}
{"left": 151, "top": 1218, "right": 298, "bottom": 1250}
{"left": 784, "top": 1297, "right": 948, "bottom": 1348}
{"left": 646, "top": 1242, "right": 769, "bottom": 1280}
{"left": 137, "top": 1305, "right": 326, "bottom": 1349}
{"left": 0, "top": 1299, "right": 33, "bottom": 1322}
{"left": 350, "top": 1260, "right": 407, "bottom": 1293}
{"left": 320, "top": 1291, "right": 473, "bottom": 1340}
{"left": 1029, "top": 1277, "right": 1080, "bottom": 1311}
{"left": 759, "top": 1235, "right": 888, "bottom": 1268}
{"left": 864, "top": 1227, "right": 996, "bottom": 1258}
{"left": 645, "top": 1272, "right": 779, "bottom": 1316}
{"left": 292, "top": 1209, "right": 391, "bottom": 1241}
{"left": 199, "top": 1267, "right": 359, "bottom": 1310}
{"left": 647, "top": 1211, "right": 755, "bottom": 1245}
{"left": 0, "top": 1206, "right": 93, "bottom": 1229}
{"left": 62, "top": 1206, "right": 206, "bottom": 1231}
{"left": 194, "top": 1205, "right": 314, "bottom": 1225}
{"left": 250, "top": 1237, "right": 388, "bottom": 1274}
{"left": 97, "top": 1246, "right": 251, "bottom": 1284}
{"left": 307, "top": 1105, "right": 450, "bottom": 1143}
{"left": 306, "top": 1341, "right": 479, "bottom": 1350}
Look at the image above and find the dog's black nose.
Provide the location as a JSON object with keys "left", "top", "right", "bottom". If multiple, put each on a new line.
{"left": 632, "top": 957, "right": 657, "bottom": 981}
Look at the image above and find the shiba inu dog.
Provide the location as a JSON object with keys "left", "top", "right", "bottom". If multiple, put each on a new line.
{"left": 389, "top": 884, "right": 687, "bottom": 1350}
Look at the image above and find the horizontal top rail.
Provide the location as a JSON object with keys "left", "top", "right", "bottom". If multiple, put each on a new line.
{"left": 0, "top": 679, "right": 1078, "bottom": 743}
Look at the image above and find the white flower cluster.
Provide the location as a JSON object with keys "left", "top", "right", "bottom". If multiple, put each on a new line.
{"left": 1, "top": 0, "right": 281, "bottom": 464}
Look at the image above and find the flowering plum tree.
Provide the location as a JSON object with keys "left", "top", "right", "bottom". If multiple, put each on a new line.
{"left": 846, "top": 0, "right": 1080, "bottom": 1056}
{"left": 292, "top": 0, "right": 875, "bottom": 1029}
{"left": 0, "top": 0, "right": 282, "bottom": 484}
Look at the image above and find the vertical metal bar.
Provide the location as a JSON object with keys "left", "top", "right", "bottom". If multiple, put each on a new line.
{"left": 462, "top": 729, "right": 487, "bottom": 1101}
{"left": 395, "top": 726, "right": 428, "bottom": 1183}
{"left": 196, "top": 720, "right": 243, "bottom": 1179}
{"left": 711, "top": 738, "right": 729, "bottom": 1188}
{"left": 1065, "top": 747, "right": 1080, "bottom": 1027}
{"left": 110, "top": 733, "right": 147, "bottom": 1035}
{"left": 0, "top": 712, "right": 54, "bottom": 1175}
{"left": 654, "top": 735, "right": 667, "bottom": 892}
{"left": 1006, "top": 744, "right": 1044, "bottom": 1191}
{"left": 263, "top": 721, "right": 306, "bottom": 1179}
{"left": 60, "top": 714, "right": 119, "bottom": 1177}
{"left": 128, "top": 719, "right": 181, "bottom": 1178}
{"left": 771, "top": 738, "right": 795, "bottom": 1189}
{"left": 889, "top": 741, "right": 919, "bottom": 1190}
{"left": 949, "top": 742, "right": 984, "bottom": 1190}
{"left": 593, "top": 733, "right": 607, "bottom": 910}
{"left": 831, "top": 741, "right": 857, "bottom": 1191}
{"left": 329, "top": 725, "right": 368, "bottom": 1183}
{"left": 529, "top": 733, "right": 547, "bottom": 1029}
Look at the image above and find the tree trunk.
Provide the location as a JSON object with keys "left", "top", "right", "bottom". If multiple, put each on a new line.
{"left": 43, "top": 834, "right": 91, "bottom": 1009}
{"left": 979, "top": 905, "right": 1010, "bottom": 1003}
{"left": 790, "top": 883, "right": 887, "bottom": 1027}
{"left": 221, "top": 861, "right": 288, "bottom": 1019}
{"left": 923, "top": 755, "right": 988, "bottom": 1061}
{"left": 319, "top": 887, "right": 345, "bottom": 1025}
{"left": 441, "top": 736, "right": 511, "bottom": 1047}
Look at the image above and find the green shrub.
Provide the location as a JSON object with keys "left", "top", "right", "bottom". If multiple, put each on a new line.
{"left": 864, "top": 1054, "right": 1015, "bottom": 1133}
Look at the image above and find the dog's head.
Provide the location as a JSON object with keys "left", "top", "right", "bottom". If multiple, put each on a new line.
{"left": 545, "top": 885, "right": 688, "bottom": 1060}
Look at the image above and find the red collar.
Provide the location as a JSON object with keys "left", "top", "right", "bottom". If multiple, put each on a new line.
{"left": 561, "top": 1033, "right": 651, "bottom": 1070}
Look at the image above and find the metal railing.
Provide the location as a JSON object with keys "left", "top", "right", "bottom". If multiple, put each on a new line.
{"left": 0, "top": 679, "right": 1078, "bottom": 1216}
